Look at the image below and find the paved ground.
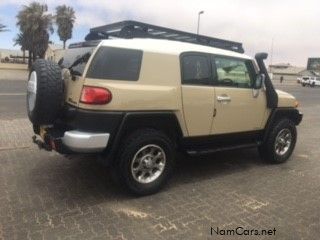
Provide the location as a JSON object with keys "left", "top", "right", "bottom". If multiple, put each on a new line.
{"left": 0, "top": 74, "right": 319, "bottom": 240}
{"left": 0, "top": 70, "right": 28, "bottom": 120}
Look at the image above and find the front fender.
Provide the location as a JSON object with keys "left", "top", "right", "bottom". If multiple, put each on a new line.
{"left": 263, "top": 108, "right": 303, "bottom": 142}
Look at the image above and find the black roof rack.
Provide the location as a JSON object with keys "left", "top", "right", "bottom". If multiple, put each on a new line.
{"left": 85, "top": 20, "right": 244, "bottom": 53}
{"left": 68, "top": 40, "right": 102, "bottom": 49}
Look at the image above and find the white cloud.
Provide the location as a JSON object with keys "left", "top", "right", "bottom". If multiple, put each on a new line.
{"left": 73, "top": 0, "right": 320, "bottom": 66}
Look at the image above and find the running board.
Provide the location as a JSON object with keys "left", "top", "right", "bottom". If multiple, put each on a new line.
{"left": 186, "top": 142, "right": 261, "bottom": 156}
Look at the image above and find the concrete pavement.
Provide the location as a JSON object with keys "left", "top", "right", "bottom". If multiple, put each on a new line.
{"left": 0, "top": 75, "right": 319, "bottom": 240}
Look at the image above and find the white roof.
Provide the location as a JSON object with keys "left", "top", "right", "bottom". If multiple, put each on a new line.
{"left": 99, "top": 38, "right": 251, "bottom": 60}
{"left": 271, "top": 66, "right": 305, "bottom": 75}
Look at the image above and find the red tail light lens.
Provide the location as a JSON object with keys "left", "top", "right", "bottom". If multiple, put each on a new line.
{"left": 80, "top": 86, "right": 112, "bottom": 105}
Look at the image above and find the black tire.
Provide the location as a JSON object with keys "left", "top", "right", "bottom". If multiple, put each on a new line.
{"left": 27, "top": 59, "right": 64, "bottom": 125}
{"left": 115, "top": 129, "right": 175, "bottom": 196}
{"left": 259, "top": 119, "right": 297, "bottom": 164}
{"left": 311, "top": 82, "right": 315, "bottom": 88}
{"left": 302, "top": 83, "right": 306, "bottom": 87}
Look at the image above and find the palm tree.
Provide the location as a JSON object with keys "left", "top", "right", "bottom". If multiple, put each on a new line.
{"left": 16, "top": 2, "right": 53, "bottom": 68}
{"left": 14, "top": 32, "right": 28, "bottom": 63}
{"left": 0, "top": 23, "right": 8, "bottom": 32}
{"left": 55, "top": 5, "right": 76, "bottom": 49}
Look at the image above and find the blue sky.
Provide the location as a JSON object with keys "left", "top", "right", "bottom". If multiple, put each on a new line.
{"left": 1, "top": 0, "right": 320, "bottom": 66}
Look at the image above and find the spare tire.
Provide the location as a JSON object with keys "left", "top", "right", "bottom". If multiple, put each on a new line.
{"left": 27, "top": 59, "right": 64, "bottom": 125}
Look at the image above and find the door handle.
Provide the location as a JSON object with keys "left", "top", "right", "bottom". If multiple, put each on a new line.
{"left": 217, "top": 95, "right": 231, "bottom": 102}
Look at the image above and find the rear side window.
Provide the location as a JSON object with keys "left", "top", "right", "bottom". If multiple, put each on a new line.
{"left": 86, "top": 47, "right": 142, "bottom": 81}
{"left": 181, "top": 55, "right": 211, "bottom": 85}
{"left": 59, "top": 47, "right": 95, "bottom": 76}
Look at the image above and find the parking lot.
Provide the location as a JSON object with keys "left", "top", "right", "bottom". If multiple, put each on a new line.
{"left": 0, "top": 72, "right": 319, "bottom": 239}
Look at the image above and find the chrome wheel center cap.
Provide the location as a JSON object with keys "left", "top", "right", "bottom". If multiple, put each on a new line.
{"left": 142, "top": 155, "right": 153, "bottom": 168}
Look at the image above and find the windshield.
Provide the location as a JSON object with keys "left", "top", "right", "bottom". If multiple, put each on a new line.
{"left": 59, "top": 47, "right": 95, "bottom": 76}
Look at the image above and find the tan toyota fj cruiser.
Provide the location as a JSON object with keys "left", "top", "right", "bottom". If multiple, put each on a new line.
{"left": 27, "top": 21, "right": 302, "bottom": 195}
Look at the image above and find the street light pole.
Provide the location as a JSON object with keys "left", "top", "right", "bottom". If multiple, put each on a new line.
{"left": 270, "top": 37, "right": 274, "bottom": 68}
{"left": 197, "top": 10, "right": 204, "bottom": 35}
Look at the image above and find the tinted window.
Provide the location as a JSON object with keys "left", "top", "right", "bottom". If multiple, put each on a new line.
{"left": 214, "top": 56, "right": 254, "bottom": 88}
{"left": 182, "top": 55, "right": 211, "bottom": 85}
{"left": 59, "top": 47, "right": 95, "bottom": 76}
{"left": 86, "top": 47, "right": 142, "bottom": 81}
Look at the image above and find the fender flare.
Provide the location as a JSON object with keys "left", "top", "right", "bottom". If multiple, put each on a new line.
{"left": 263, "top": 108, "right": 303, "bottom": 142}
{"left": 103, "top": 111, "right": 183, "bottom": 165}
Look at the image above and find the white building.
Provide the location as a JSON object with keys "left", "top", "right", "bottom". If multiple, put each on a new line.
{"left": 0, "top": 48, "right": 28, "bottom": 63}
{"left": 269, "top": 63, "right": 305, "bottom": 82}
{"left": 45, "top": 44, "right": 65, "bottom": 63}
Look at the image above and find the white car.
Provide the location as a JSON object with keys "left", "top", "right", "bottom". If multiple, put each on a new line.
{"left": 300, "top": 76, "right": 320, "bottom": 87}
{"left": 309, "top": 77, "right": 320, "bottom": 87}
{"left": 300, "top": 76, "right": 310, "bottom": 86}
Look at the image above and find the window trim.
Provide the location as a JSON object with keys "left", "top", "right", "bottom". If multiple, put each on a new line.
{"left": 86, "top": 46, "right": 143, "bottom": 81}
{"left": 180, "top": 52, "right": 214, "bottom": 86}
{"left": 180, "top": 52, "right": 257, "bottom": 89}
{"left": 211, "top": 54, "right": 257, "bottom": 89}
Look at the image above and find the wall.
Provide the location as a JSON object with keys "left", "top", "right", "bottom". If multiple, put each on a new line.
{"left": 272, "top": 74, "right": 298, "bottom": 82}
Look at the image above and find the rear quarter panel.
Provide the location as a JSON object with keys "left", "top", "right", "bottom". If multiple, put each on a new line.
{"left": 80, "top": 51, "right": 188, "bottom": 136}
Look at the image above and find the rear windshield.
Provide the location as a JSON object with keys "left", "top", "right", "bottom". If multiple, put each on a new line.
{"left": 86, "top": 47, "right": 143, "bottom": 81}
{"left": 59, "top": 47, "right": 95, "bottom": 76}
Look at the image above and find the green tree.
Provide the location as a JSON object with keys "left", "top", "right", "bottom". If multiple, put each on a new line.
{"left": 55, "top": 5, "right": 76, "bottom": 49}
{"left": 16, "top": 2, "right": 53, "bottom": 68}
{"left": 14, "top": 32, "right": 28, "bottom": 63}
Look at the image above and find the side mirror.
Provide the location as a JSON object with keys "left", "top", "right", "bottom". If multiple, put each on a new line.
{"left": 254, "top": 74, "right": 265, "bottom": 89}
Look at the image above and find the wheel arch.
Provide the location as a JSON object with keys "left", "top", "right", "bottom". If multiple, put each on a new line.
{"left": 104, "top": 111, "right": 183, "bottom": 165}
{"left": 263, "top": 107, "right": 302, "bottom": 142}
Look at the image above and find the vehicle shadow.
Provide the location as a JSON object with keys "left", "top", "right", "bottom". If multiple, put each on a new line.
{"left": 172, "top": 148, "right": 263, "bottom": 185}
{"left": 29, "top": 148, "right": 264, "bottom": 204}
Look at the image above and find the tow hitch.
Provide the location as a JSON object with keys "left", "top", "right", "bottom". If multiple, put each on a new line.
{"left": 32, "top": 135, "right": 52, "bottom": 151}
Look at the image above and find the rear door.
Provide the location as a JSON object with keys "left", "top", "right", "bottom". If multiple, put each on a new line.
{"left": 60, "top": 47, "right": 95, "bottom": 106}
{"left": 211, "top": 56, "right": 267, "bottom": 134}
{"left": 181, "top": 53, "right": 215, "bottom": 136}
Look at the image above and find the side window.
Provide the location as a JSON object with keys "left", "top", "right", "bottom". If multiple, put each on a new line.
{"left": 86, "top": 47, "right": 142, "bottom": 81}
{"left": 213, "top": 56, "right": 254, "bottom": 88}
{"left": 181, "top": 55, "right": 211, "bottom": 85}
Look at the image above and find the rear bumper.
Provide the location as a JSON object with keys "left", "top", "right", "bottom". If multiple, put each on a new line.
{"left": 62, "top": 131, "right": 110, "bottom": 153}
{"left": 32, "top": 130, "right": 110, "bottom": 154}
{"left": 32, "top": 106, "right": 124, "bottom": 154}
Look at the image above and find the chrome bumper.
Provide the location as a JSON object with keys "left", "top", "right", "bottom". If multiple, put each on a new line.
{"left": 62, "top": 130, "right": 110, "bottom": 153}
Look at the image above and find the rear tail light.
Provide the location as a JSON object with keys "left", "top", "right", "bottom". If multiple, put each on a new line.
{"left": 80, "top": 86, "right": 112, "bottom": 105}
